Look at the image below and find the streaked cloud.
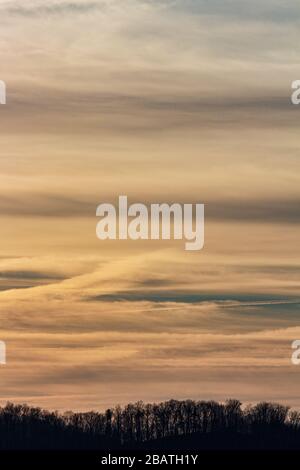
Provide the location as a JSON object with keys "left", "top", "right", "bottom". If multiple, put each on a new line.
{"left": 1, "top": 0, "right": 101, "bottom": 17}
{"left": 0, "top": 0, "right": 299, "bottom": 412}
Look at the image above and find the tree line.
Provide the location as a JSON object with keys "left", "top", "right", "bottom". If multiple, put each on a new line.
{"left": 1, "top": 399, "right": 300, "bottom": 449}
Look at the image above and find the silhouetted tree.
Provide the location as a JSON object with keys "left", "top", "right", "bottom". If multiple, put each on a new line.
{"left": 0, "top": 399, "right": 299, "bottom": 450}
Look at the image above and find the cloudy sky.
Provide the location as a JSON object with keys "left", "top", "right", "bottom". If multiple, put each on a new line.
{"left": 0, "top": 0, "right": 299, "bottom": 411}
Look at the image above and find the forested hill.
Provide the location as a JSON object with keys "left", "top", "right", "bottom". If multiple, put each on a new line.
{"left": 1, "top": 399, "right": 300, "bottom": 449}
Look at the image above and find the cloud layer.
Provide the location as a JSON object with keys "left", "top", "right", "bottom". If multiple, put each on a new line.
{"left": 0, "top": 0, "right": 299, "bottom": 411}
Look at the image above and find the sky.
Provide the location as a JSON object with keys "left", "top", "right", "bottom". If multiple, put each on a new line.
{"left": 0, "top": 0, "right": 299, "bottom": 411}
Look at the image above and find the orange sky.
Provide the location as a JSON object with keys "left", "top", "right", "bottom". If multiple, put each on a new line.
{"left": 0, "top": 0, "right": 299, "bottom": 411}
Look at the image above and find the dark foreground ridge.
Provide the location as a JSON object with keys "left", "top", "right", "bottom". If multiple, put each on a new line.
{"left": 1, "top": 399, "right": 300, "bottom": 450}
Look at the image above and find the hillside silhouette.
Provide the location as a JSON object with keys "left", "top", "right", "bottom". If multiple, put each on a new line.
{"left": 1, "top": 399, "right": 300, "bottom": 450}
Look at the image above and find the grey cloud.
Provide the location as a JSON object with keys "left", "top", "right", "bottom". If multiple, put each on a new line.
{"left": 17, "top": 358, "right": 300, "bottom": 388}
{"left": 4, "top": 1, "right": 101, "bottom": 17}
{"left": 4, "top": 0, "right": 300, "bottom": 24}
{"left": 11, "top": 364, "right": 215, "bottom": 385}
{"left": 0, "top": 284, "right": 33, "bottom": 291}
{"left": 10, "top": 87, "right": 295, "bottom": 119}
{"left": 0, "top": 193, "right": 93, "bottom": 217}
{"left": 232, "top": 264, "right": 300, "bottom": 276}
{"left": 86, "top": 290, "right": 294, "bottom": 304}
{"left": 2, "top": 297, "right": 300, "bottom": 337}
{"left": 3, "top": 80, "right": 298, "bottom": 137}
{"left": 0, "top": 270, "right": 65, "bottom": 280}
{"left": 207, "top": 199, "right": 300, "bottom": 224}
{"left": 0, "top": 270, "right": 66, "bottom": 292}
{"left": 0, "top": 191, "right": 299, "bottom": 225}
{"left": 172, "top": 0, "right": 300, "bottom": 23}
{"left": 134, "top": 278, "right": 184, "bottom": 288}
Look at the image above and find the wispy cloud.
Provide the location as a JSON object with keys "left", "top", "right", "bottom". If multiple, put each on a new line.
{"left": 1, "top": 1, "right": 101, "bottom": 17}
{"left": 0, "top": 0, "right": 300, "bottom": 411}
{"left": 85, "top": 290, "right": 297, "bottom": 304}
